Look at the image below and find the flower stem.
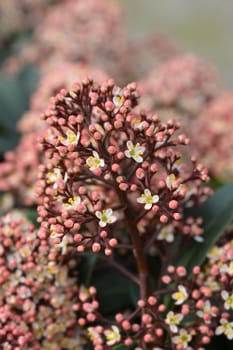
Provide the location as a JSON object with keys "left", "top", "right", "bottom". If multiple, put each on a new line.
{"left": 99, "top": 255, "right": 140, "bottom": 285}
{"left": 116, "top": 188, "right": 150, "bottom": 300}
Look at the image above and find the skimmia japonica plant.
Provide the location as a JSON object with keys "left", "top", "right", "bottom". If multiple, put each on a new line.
{"left": 0, "top": 2, "right": 233, "bottom": 350}
{"left": 32, "top": 77, "right": 230, "bottom": 349}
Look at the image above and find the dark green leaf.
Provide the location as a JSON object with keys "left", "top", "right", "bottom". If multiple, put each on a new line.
{"left": 24, "top": 208, "right": 39, "bottom": 227}
{"left": 78, "top": 253, "right": 98, "bottom": 286}
{"left": 129, "top": 280, "right": 139, "bottom": 307}
{"left": 175, "top": 184, "right": 233, "bottom": 272}
{"left": 207, "top": 335, "right": 233, "bottom": 350}
{"left": 92, "top": 269, "right": 133, "bottom": 315}
{"left": 0, "top": 65, "right": 39, "bottom": 155}
{"left": 0, "top": 132, "right": 19, "bottom": 154}
{"left": 208, "top": 176, "right": 225, "bottom": 190}
{"left": 113, "top": 344, "right": 135, "bottom": 350}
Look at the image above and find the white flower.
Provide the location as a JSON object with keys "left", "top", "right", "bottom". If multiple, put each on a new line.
{"left": 166, "top": 173, "right": 176, "bottom": 190}
{"left": 55, "top": 235, "right": 72, "bottom": 255}
{"left": 132, "top": 118, "right": 146, "bottom": 130}
{"left": 207, "top": 246, "right": 222, "bottom": 260}
{"left": 88, "top": 327, "right": 102, "bottom": 343}
{"left": 220, "top": 262, "right": 233, "bottom": 276}
{"left": 173, "top": 159, "right": 182, "bottom": 171}
{"left": 137, "top": 189, "right": 159, "bottom": 210}
{"left": 125, "top": 141, "right": 145, "bottom": 163}
{"left": 46, "top": 168, "right": 67, "bottom": 189}
{"left": 86, "top": 151, "right": 105, "bottom": 171}
{"left": 46, "top": 168, "right": 61, "bottom": 184}
{"left": 215, "top": 319, "right": 233, "bottom": 340}
{"left": 157, "top": 225, "right": 174, "bottom": 242}
{"left": 172, "top": 285, "right": 188, "bottom": 305}
{"left": 193, "top": 234, "right": 204, "bottom": 243}
{"left": 50, "top": 225, "right": 63, "bottom": 239}
{"left": 196, "top": 300, "right": 216, "bottom": 322}
{"left": 204, "top": 279, "right": 220, "bottom": 292}
{"left": 19, "top": 244, "right": 32, "bottom": 258}
{"left": 165, "top": 311, "right": 183, "bottom": 333}
{"left": 104, "top": 325, "right": 121, "bottom": 346}
{"left": 166, "top": 174, "right": 184, "bottom": 194}
{"left": 221, "top": 290, "right": 233, "bottom": 310}
{"left": 95, "top": 209, "right": 116, "bottom": 227}
{"left": 173, "top": 329, "right": 192, "bottom": 349}
{"left": 113, "top": 87, "right": 125, "bottom": 107}
{"left": 59, "top": 130, "right": 80, "bottom": 146}
{"left": 63, "top": 196, "right": 81, "bottom": 210}
{"left": 45, "top": 128, "right": 55, "bottom": 142}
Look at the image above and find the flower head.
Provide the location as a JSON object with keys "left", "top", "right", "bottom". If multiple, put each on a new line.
{"left": 216, "top": 319, "right": 233, "bottom": 340}
{"left": 125, "top": 141, "right": 145, "bottom": 163}
{"left": 96, "top": 209, "right": 116, "bottom": 227}
{"left": 221, "top": 290, "right": 233, "bottom": 310}
{"left": 37, "top": 78, "right": 208, "bottom": 257}
{"left": 86, "top": 151, "right": 105, "bottom": 171}
{"left": 0, "top": 213, "right": 83, "bottom": 348}
{"left": 59, "top": 130, "right": 80, "bottom": 146}
{"left": 172, "top": 285, "right": 188, "bottom": 305}
{"left": 157, "top": 225, "right": 175, "bottom": 242}
{"left": 173, "top": 329, "right": 192, "bottom": 349}
{"left": 46, "top": 168, "right": 63, "bottom": 188}
{"left": 137, "top": 189, "right": 159, "bottom": 210}
{"left": 196, "top": 300, "right": 216, "bottom": 321}
{"left": 104, "top": 325, "right": 121, "bottom": 346}
{"left": 113, "top": 87, "right": 125, "bottom": 107}
{"left": 63, "top": 196, "right": 81, "bottom": 210}
{"left": 165, "top": 311, "right": 183, "bottom": 333}
{"left": 220, "top": 261, "right": 233, "bottom": 276}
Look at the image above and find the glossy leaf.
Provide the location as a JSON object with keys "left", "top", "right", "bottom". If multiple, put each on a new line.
{"left": 25, "top": 208, "right": 40, "bottom": 228}
{"left": 176, "top": 184, "right": 233, "bottom": 272}
{"left": 78, "top": 252, "right": 98, "bottom": 286}
{"left": 92, "top": 268, "right": 133, "bottom": 315}
{"left": 0, "top": 65, "right": 39, "bottom": 155}
{"left": 113, "top": 344, "right": 135, "bottom": 350}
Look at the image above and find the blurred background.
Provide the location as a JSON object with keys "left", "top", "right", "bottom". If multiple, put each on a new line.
{"left": 0, "top": 0, "right": 233, "bottom": 183}
{"left": 122, "top": 0, "right": 233, "bottom": 87}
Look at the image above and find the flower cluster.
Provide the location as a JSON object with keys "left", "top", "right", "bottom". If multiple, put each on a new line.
{"left": 0, "top": 64, "right": 108, "bottom": 205}
{"left": 18, "top": 63, "right": 109, "bottom": 134}
{"left": 140, "top": 54, "right": 221, "bottom": 130}
{"left": 5, "top": 0, "right": 127, "bottom": 81}
{"left": 0, "top": 1, "right": 232, "bottom": 350}
{"left": 36, "top": 78, "right": 209, "bottom": 258}
{"left": 0, "top": 0, "right": 57, "bottom": 48}
{"left": 0, "top": 133, "right": 42, "bottom": 206}
{"left": 0, "top": 212, "right": 84, "bottom": 349}
{"left": 125, "top": 32, "right": 179, "bottom": 81}
{"left": 75, "top": 240, "right": 233, "bottom": 349}
{"left": 4, "top": 0, "right": 181, "bottom": 86}
{"left": 192, "top": 92, "right": 233, "bottom": 181}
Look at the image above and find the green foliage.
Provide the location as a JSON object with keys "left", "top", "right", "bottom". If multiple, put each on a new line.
{"left": 78, "top": 252, "right": 138, "bottom": 315}
{"left": 0, "top": 65, "right": 39, "bottom": 156}
{"left": 24, "top": 208, "right": 40, "bottom": 228}
{"left": 113, "top": 344, "right": 135, "bottom": 350}
{"left": 92, "top": 268, "right": 133, "bottom": 315}
{"left": 176, "top": 183, "right": 233, "bottom": 272}
{"left": 78, "top": 252, "right": 98, "bottom": 286}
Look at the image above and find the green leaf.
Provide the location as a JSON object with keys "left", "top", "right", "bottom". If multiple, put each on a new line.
{"left": 0, "top": 65, "right": 39, "bottom": 155}
{"left": 129, "top": 280, "right": 140, "bottom": 307}
{"left": 0, "top": 133, "right": 19, "bottom": 154}
{"left": 24, "top": 208, "right": 39, "bottom": 227}
{"left": 208, "top": 176, "right": 225, "bottom": 190}
{"left": 78, "top": 252, "right": 98, "bottom": 286}
{"left": 92, "top": 268, "right": 133, "bottom": 315}
{"left": 176, "top": 183, "right": 233, "bottom": 272}
{"left": 113, "top": 344, "right": 135, "bottom": 350}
